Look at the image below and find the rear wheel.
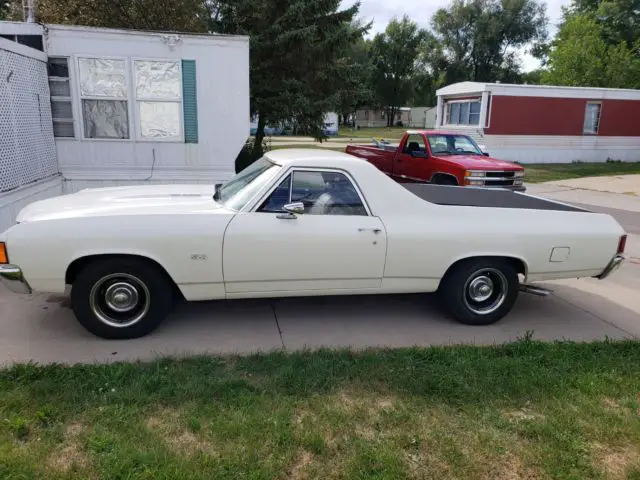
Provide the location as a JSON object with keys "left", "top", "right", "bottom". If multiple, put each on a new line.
{"left": 439, "top": 258, "right": 519, "bottom": 325}
{"left": 70, "top": 258, "right": 174, "bottom": 339}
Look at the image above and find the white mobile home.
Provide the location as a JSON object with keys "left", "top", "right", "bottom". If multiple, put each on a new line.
{"left": 0, "top": 22, "right": 249, "bottom": 230}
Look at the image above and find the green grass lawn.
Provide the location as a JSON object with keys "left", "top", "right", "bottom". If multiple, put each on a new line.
{"left": 339, "top": 126, "right": 407, "bottom": 139}
{"left": 524, "top": 162, "right": 640, "bottom": 183}
{"left": 2, "top": 340, "right": 640, "bottom": 479}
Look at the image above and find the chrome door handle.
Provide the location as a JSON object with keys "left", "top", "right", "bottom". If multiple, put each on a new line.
{"left": 358, "top": 228, "right": 382, "bottom": 234}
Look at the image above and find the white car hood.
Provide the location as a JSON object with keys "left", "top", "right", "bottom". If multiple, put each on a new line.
{"left": 16, "top": 184, "right": 228, "bottom": 223}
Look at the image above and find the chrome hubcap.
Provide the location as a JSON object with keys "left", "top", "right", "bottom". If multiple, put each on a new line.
{"left": 89, "top": 273, "right": 150, "bottom": 328}
{"left": 104, "top": 282, "right": 139, "bottom": 312}
{"left": 463, "top": 268, "right": 508, "bottom": 315}
{"left": 468, "top": 276, "right": 494, "bottom": 302}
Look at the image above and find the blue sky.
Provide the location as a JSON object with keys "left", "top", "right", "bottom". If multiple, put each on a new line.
{"left": 341, "top": 0, "right": 570, "bottom": 71}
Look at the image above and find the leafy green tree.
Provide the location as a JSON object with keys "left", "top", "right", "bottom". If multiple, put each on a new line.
{"left": 369, "top": 16, "right": 427, "bottom": 126}
{"left": 431, "top": 0, "right": 548, "bottom": 83}
{"left": 0, "top": 1, "right": 9, "bottom": 20}
{"left": 521, "top": 68, "right": 544, "bottom": 84}
{"left": 566, "top": 0, "right": 639, "bottom": 52}
{"left": 542, "top": 12, "right": 640, "bottom": 88}
{"left": 7, "top": 0, "right": 210, "bottom": 31}
{"left": 214, "top": 0, "right": 365, "bottom": 158}
{"left": 335, "top": 34, "right": 374, "bottom": 126}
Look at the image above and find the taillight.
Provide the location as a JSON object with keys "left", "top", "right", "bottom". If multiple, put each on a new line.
{"left": 617, "top": 235, "right": 627, "bottom": 254}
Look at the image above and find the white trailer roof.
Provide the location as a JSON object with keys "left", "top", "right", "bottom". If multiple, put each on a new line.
{"left": 436, "top": 81, "right": 640, "bottom": 101}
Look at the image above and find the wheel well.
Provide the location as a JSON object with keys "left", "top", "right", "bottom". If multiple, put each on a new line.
{"left": 443, "top": 256, "right": 527, "bottom": 279}
{"left": 431, "top": 173, "right": 459, "bottom": 185}
{"left": 65, "top": 254, "right": 184, "bottom": 300}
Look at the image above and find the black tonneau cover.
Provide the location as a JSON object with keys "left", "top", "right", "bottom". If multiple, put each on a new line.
{"left": 402, "top": 183, "right": 590, "bottom": 212}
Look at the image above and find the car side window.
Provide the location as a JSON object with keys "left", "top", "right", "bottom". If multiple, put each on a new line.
{"left": 402, "top": 134, "right": 427, "bottom": 155}
{"left": 258, "top": 170, "right": 368, "bottom": 216}
{"left": 257, "top": 174, "right": 292, "bottom": 213}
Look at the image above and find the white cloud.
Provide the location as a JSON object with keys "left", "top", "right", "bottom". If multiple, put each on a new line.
{"left": 341, "top": 0, "right": 569, "bottom": 71}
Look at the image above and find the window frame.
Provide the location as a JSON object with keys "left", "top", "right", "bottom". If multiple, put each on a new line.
{"left": 402, "top": 134, "right": 427, "bottom": 154}
{"left": 444, "top": 99, "right": 482, "bottom": 126}
{"left": 583, "top": 101, "right": 602, "bottom": 135}
{"left": 132, "top": 57, "right": 185, "bottom": 143}
{"left": 47, "top": 56, "right": 76, "bottom": 139}
{"left": 248, "top": 167, "right": 373, "bottom": 217}
{"left": 76, "top": 55, "right": 132, "bottom": 142}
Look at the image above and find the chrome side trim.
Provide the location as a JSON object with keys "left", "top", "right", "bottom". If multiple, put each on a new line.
{"left": 595, "top": 254, "right": 625, "bottom": 280}
{"left": 0, "top": 264, "right": 32, "bottom": 294}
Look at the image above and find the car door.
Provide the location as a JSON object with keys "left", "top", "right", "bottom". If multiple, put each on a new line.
{"left": 222, "top": 168, "right": 387, "bottom": 296}
{"left": 391, "top": 133, "right": 433, "bottom": 182}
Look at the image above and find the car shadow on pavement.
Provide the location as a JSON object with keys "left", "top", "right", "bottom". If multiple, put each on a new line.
{"left": 0, "top": 283, "right": 635, "bottom": 365}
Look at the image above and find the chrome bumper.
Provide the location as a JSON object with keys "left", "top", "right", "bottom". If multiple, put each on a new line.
{"left": 595, "top": 254, "right": 625, "bottom": 280}
{"left": 0, "top": 264, "right": 32, "bottom": 294}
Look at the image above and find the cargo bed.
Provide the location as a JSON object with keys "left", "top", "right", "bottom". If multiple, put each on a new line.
{"left": 401, "top": 183, "right": 589, "bottom": 212}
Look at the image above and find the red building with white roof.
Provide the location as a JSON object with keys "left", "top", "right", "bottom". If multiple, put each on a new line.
{"left": 435, "top": 82, "right": 640, "bottom": 163}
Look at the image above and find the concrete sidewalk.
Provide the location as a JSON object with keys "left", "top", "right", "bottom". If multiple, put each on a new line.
{"left": 0, "top": 281, "right": 637, "bottom": 365}
{"left": 543, "top": 174, "right": 640, "bottom": 196}
{"left": 526, "top": 183, "right": 640, "bottom": 213}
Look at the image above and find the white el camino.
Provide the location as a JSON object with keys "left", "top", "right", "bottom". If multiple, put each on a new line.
{"left": 0, "top": 149, "right": 627, "bottom": 339}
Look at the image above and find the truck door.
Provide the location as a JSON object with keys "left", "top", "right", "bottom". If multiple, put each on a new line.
{"left": 392, "top": 134, "right": 432, "bottom": 183}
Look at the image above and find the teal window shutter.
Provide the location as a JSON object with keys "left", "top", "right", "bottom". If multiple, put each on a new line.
{"left": 182, "top": 60, "right": 198, "bottom": 143}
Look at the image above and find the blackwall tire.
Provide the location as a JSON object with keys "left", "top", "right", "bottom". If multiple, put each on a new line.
{"left": 439, "top": 258, "right": 519, "bottom": 326}
{"left": 70, "top": 258, "right": 174, "bottom": 339}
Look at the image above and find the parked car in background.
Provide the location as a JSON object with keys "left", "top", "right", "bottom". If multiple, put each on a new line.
{"left": 345, "top": 130, "right": 526, "bottom": 191}
{"left": 0, "top": 149, "right": 625, "bottom": 339}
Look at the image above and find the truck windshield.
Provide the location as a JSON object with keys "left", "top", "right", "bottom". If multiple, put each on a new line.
{"left": 427, "top": 134, "right": 483, "bottom": 155}
{"left": 214, "top": 157, "right": 282, "bottom": 211}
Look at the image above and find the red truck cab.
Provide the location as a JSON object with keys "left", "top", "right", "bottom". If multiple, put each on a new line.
{"left": 345, "top": 130, "right": 525, "bottom": 192}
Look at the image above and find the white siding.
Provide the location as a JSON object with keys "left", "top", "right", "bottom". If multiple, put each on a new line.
{"left": 436, "top": 81, "right": 640, "bottom": 101}
{"left": 46, "top": 25, "right": 250, "bottom": 185}
{"left": 0, "top": 36, "right": 60, "bottom": 232}
{"left": 0, "top": 37, "right": 58, "bottom": 193}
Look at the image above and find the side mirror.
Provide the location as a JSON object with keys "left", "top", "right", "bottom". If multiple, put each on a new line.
{"left": 277, "top": 202, "right": 304, "bottom": 219}
{"left": 283, "top": 202, "right": 304, "bottom": 214}
{"left": 410, "top": 150, "right": 427, "bottom": 158}
{"left": 482, "top": 152, "right": 490, "bottom": 157}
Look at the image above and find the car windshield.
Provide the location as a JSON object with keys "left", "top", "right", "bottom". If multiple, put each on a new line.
{"left": 214, "top": 157, "right": 282, "bottom": 211}
{"left": 427, "top": 134, "right": 483, "bottom": 155}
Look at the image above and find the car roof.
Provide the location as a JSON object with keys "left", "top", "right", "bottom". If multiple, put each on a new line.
{"left": 264, "top": 148, "right": 367, "bottom": 168}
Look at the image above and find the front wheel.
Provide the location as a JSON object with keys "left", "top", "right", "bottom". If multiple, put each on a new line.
{"left": 71, "top": 258, "right": 174, "bottom": 339}
{"left": 438, "top": 258, "right": 519, "bottom": 326}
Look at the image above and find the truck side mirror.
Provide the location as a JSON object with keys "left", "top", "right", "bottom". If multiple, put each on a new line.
{"left": 482, "top": 152, "right": 490, "bottom": 157}
{"left": 411, "top": 150, "right": 427, "bottom": 158}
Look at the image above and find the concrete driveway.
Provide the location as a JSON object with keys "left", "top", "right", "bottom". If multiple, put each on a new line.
{"left": 1, "top": 184, "right": 639, "bottom": 365}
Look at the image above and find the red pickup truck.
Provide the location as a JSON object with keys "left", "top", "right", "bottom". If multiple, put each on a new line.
{"left": 345, "top": 130, "right": 525, "bottom": 192}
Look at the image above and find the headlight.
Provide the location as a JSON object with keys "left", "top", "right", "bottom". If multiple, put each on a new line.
{"left": 514, "top": 171, "right": 524, "bottom": 177}
{"left": 465, "top": 170, "right": 486, "bottom": 178}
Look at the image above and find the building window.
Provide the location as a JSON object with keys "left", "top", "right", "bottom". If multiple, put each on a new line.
{"left": 583, "top": 102, "right": 601, "bottom": 134}
{"left": 47, "top": 57, "right": 75, "bottom": 138}
{"left": 446, "top": 100, "right": 481, "bottom": 126}
{"left": 134, "top": 60, "right": 182, "bottom": 140}
{"left": 78, "top": 57, "right": 129, "bottom": 139}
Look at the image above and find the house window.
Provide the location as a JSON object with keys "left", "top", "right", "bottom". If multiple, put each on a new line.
{"left": 134, "top": 60, "right": 182, "bottom": 140}
{"left": 78, "top": 57, "right": 129, "bottom": 139}
{"left": 446, "top": 100, "right": 481, "bottom": 126}
{"left": 47, "top": 57, "right": 74, "bottom": 138}
{"left": 583, "top": 102, "right": 601, "bottom": 134}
